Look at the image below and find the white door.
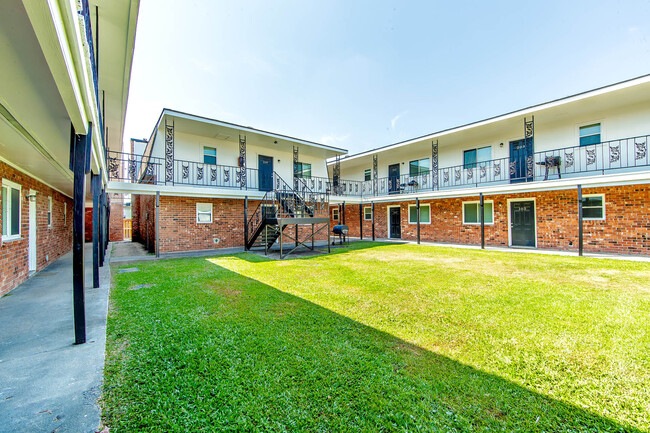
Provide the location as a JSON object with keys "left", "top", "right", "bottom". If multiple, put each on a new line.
{"left": 28, "top": 190, "right": 37, "bottom": 272}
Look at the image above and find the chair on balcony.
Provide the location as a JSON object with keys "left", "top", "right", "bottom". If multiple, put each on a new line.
{"left": 536, "top": 156, "right": 561, "bottom": 180}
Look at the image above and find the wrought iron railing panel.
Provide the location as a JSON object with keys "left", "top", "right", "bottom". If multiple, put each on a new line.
{"left": 109, "top": 134, "right": 650, "bottom": 199}
{"left": 107, "top": 151, "right": 260, "bottom": 190}
{"left": 172, "top": 158, "right": 259, "bottom": 190}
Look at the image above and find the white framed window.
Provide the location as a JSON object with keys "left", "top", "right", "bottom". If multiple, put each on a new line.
{"left": 363, "top": 206, "right": 372, "bottom": 221}
{"left": 462, "top": 200, "right": 494, "bottom": 224}
{"left": 2, "top": 179, "right": 22, "bottom": 240}
{"left": 579, "top": 123, "right": 601, "bottom": 147}
{"left": 582, "top": 194, "right": 605, "bottom": 220}
{"left": 295, "top": 162, "right": 312, "bottom": 179}
{"left": 203, "top": 147, "right": 217, "bottom": 165}
{"left": 332, "top": 208, "right": 339, "bottom": 221}
{"left": 364, "top": 169, "right": 371, "bottom": 182}
{"left": 464, "top": 146, "right": 491, "bottom": 169}
{"left": 47, "top": 196, "right": 52, "bottom": 227}
{"left": 408, "top": 204, "right": 430, "bottom": 224}
{"left": 196, "top": 203, "right": 213, "bottom": 223}
{"left": 409, "top": 158, "right": 430, "bottom": 176}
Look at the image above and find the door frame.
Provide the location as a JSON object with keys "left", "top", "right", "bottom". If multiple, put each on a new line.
{"left": 507, "top": 197, "right": 537, "bottom": 248}
{"left": 28, "top": 189, "right": 37, "bottom": 272}
{"left": 258, "top": 154, "right": 273, "bottom": 192}
{"left": 387, "top": 205, "right": 401, "bottom": 239}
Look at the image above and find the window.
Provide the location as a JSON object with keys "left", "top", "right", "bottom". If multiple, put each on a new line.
{"left": 364, "top": 169, "right": 371, "bottom": 182}
{"left": 295, "top": 162, "right": 312, "bottom": 179}
{"left": 332, "top": 208, "right": 339, "bottom": 221}
{"left": 2, "top": 179, "right": 21, "bottom": 240}
{"left": 47, "top": 197, "right": 52, "bottom": 227}
{"left": 409, "top": 158, "right": 430, "bottom": 176}
{"left": 408, "top": 204, "right": 430, "bottom": 224}
{"left": 579, "top": 123, "right": 601, "bottom": 146}
{"left": 463, "top": 201, "right": 494, "bottom": 224}
{"left": 203, "top": 147, "right": 217, "bottom": 165}
{"left": 364, "top": 206, "right": 372, "bottom": 220}
{"left": 196, "top": 203, "right": 213, "bottom": 223}
{"left": 464, "top": 146, "right": 491, "bottom": 169}
{"left": 582, "top": 194, "right": 605, "bottom": 220}
{"left": 64, "top": 202, "right": 67, "bottom": 226}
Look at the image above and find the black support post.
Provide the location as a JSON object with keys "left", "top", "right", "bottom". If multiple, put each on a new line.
{"left": 155, "top": 191, "right": 160, "bottom": 258}
{"left": 479, "top": 193, "right": 485, "bottom": 250}
{"left": 244, "top": 196, "right": 248, "bottom": 249}
{"left": 342, "top": 202, "right": 346, "bottom": 243}
{"left": 416, "top": 198, "right": 421, "bottom": 244}
{"left": 104, "top": 192, "right": 110, "bottom": 255}
{"left": 578, "top": 184, "right": 583, "bottom": 256}
{"left": 91, "top": 173, "right": 100, "bottom": 288}
{"left": 371, "top": 202, "right": 375, "bottom": 241}
{"left": 70, "top": 123, "right": 92, "bottom": 345}
{"left": 359, "top": 203, "right": 363, "bottom": 240}
{"left": 99, "top": 190, "right": 105, "bottom": 267}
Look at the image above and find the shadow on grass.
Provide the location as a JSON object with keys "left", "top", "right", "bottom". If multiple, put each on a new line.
{"left": 104, "top": 254, "right": 641, "bottom": 433}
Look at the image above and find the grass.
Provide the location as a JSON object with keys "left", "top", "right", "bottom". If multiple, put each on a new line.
{"left": 102, "top": 242, "right": 650, "bottom": 432}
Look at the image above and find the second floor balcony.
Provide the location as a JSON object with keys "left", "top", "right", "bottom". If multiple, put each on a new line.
{"left": 326, "top": 133, "right": 650, "bottom": 198}
{"left": 107, "top": 134, "right": 650, "bottom": 198}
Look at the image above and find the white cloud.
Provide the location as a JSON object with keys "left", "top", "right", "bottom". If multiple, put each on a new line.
{"left": 321, "top": 134, "right": 350, "bottom": 147}
{"left": 390, "top": 111, "right": 408, "bottom": 130}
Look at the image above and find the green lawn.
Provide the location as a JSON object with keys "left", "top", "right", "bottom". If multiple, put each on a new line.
{"left": 103, "top": 243, "right": 650, "bottom": 432}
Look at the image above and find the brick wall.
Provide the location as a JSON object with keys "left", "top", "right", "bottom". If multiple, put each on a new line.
{"left": 0, "top": 161, "right": 73, "bottom": 296}
{"left": 84, "top": 208, "right": 93, "bottom": 242}
{"left": 130, "top": 195, "right": 330, "bottom": 253}
{"left": 338, "top": 184, "right": 650, "bottom": 255}
{"left": 132, "top": 194, "right": 156, "bottom": 252}
{"left": 157, "top": 196, "right": 257, "bottom": 253}
{"left": 109, "top": 196, "right": 124, "bottom": 242}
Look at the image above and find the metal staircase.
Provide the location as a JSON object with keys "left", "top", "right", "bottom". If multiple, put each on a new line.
{"left": 245, "top": 173, "right": 330, "bottom": 258}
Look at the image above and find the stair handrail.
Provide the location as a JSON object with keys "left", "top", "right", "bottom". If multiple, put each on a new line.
{"left": 295, "top": 177, "right": 329, "bottom": 217}
{"left": 246, "top": 190, "right": 274, "bottom": 246}
{"left": 246, "top": 172, "right": 331, "bottom": 248}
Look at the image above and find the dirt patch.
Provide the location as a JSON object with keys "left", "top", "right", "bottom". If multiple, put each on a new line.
{"left": 393, "top": 341, "right": 424, "bottom": 357}
{"left": 216, "top": 286, "right": 242, "bottom": 298}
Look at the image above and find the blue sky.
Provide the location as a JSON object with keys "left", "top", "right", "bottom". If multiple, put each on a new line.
{"left": 123, "top": 0, "right": 650, "bottom": 154}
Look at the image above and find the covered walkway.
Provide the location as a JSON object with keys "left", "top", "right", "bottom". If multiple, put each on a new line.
{"left": 0, "top": 244, "right": 111, "bottom": 433}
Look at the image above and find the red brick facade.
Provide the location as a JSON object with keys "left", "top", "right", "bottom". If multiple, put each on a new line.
{"left": 336, "top": 185, "right": 650, "bottom": 255}
{"left": 108, "top": 195, "right": 124, "bottom": 242}
{"left": 84, "top": 207, "right": 93, "bottom": 242}
{"left": 1, "top": 161, "right": 73, "bottom": 296}
{"left": 132, "top": 194, "right": 156, "bottom": 252}
{"left": 131, "top": 195, "right": 329, "bottom": 253}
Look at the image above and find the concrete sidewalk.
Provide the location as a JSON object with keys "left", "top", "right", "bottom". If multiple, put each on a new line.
{"left": 0, "top": 244, "right": 111, "bottom": 433}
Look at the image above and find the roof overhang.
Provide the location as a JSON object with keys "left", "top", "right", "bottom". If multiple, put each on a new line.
{"left": 146, "top": 109, "right": 348, "bottom": 159}
{"left": 332, "top": 73, "right": 650, "bottom": 165}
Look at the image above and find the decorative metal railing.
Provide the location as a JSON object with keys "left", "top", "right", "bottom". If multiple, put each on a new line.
{"left": 108, "top": 133, "right": 650, "bottom": 199}
{"left": 295, "top": 175, "right": 331, "bottom": 195}
{"left": 335, "top": 133, "right": 650, "bottom": 197}
{"left": 107, "top": 151, "right": 259, "bottom": 189}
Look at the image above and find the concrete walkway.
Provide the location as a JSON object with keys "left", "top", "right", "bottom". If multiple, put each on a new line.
{"left": 0, "top": 244, "right": 111, "bottom": 433}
